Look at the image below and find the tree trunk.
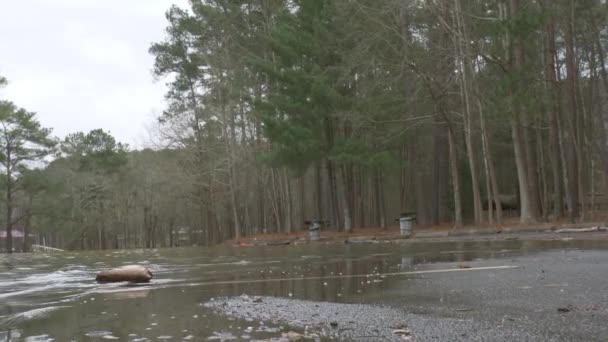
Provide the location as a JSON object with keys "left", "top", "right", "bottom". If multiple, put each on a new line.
{"left": 448, "top": 128, "right": 463, "bottom": 227}
{"left": 283, "top": 170, "right": 293, "bottom": 234}
{"left": 144, "top": 206, "right": 150, "bottom": 249}
{"left": 327, "top": 160, "right": 340, "bottom": 230}
{"left": 98, "top": 226, "right": 103, "bottom": 250}
{"left": 5, "top": 148, "right": 12, "bottom": 253}
{"left": 477, "top": 95, "right": 502, "bottom": 225}
{"left": 564, "top": 0, "right": 580, "bottom": 220}
{"left": 399, "top": 143, "right": 408, "bottom": 213}
{"left": 340, "top": 165, "right": 353, "bottom": 233}
{"left": 374, "top": 169, "right": 387, "bottom": 229}
{"left": 509, "top": 0, "right": 535, "bottom": 223}
{"left": 151, "top": 215, "right": 158, "bottom": 248}
{"left": 431, "top": 125, "right": 442, "bottom": 225}
{"left": 22, "top": 197, "right": 33, "bottom": 253}
{"left": 299, "top": 175, "right": 306, "bottom": 229}
{"left": 358, "top": 166, "right": 365, "bottom": 227}
{"left": 229, "top": 165, "right": 241, "bottom": 238}
{"left": 481, "top": 126, "right": 494, "bottom": 225}
{"left": 454, "top": 0, "right": 483, "bottom": 224}
{"left": 315, "top": 162, "right": 323, "bottom": 220}
{"left": 542, "top": 0, "right": 564, "bottom": 219}
{"left": 537, "top": 121, "right": 549, "bottom": 219}
{"left": 347, "top": 163, "right": 356, "bottom": 227}
{"left": 270, "top": 168, "right": 282, "bottom": 232}
{"left": 523, "top": 117, "right": 542, "bottom": 219}
{"left": 512, "top": 119, "right": 534, "bottom": 222}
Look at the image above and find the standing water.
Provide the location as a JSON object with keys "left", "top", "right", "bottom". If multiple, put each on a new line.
{"left": 1, "top": 240, "right": 608, "bottom": 341}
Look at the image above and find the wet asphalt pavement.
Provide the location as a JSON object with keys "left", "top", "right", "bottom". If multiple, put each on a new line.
{"left": 206, "top": 240, "right": 608, "bottom": 341}
{"left": 2, "top": 237, "right": 608, "bottom": 341}
{"left": 377, "top": 243, "right": 608, "bottom": 341}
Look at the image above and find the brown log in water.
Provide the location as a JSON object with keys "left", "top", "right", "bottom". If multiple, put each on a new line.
{"left": 95, "top": 265, "right": 153, "bottom": 283}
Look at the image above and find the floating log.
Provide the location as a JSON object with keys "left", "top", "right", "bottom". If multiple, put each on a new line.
{"left": 96, "top": 265, "right": 153, "bottom": 283}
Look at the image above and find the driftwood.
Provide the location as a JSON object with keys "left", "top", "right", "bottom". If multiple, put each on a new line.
{"left": 554, "top": 227, "right": 607, "bottom": 234}
{"left": 96, "top": 265, "right": 153, "bottom": 283}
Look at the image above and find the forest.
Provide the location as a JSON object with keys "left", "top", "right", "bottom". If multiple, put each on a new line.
{"left": 1, "top": 0, "right": 608, "bottom": 252}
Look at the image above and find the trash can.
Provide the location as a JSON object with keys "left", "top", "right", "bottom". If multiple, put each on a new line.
{"left": 309, "top": 220, "right": 321, "bottom": 241}
{"left": 399, "top": 214, "right": 414, "bottom": 238}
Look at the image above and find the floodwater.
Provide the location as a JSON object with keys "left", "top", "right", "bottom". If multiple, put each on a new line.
{"left": 1, "top": 239, "right": 608, "bottom": 341}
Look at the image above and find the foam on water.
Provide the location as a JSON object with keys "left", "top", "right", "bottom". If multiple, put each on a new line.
{"left": 0, "top": 268, "right": 96, "bottom": 301}
{"left": 23, "top": 334, "right": 53, "bottom": 342}
{"left": 0, "top": 306, "right": 69, "bottom": 329}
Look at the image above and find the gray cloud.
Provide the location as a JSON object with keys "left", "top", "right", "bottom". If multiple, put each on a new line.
{"left": 0, "top": 0, "right": 187, "bottom": 147}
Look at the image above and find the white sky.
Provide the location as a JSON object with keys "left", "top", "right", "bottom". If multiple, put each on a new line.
{"left": 0, "top": 0, "right": 188, "bottom": 148}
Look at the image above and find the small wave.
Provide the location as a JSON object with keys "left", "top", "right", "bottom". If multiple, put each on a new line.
{"left": 300, "top": 255, "right": 322, "bottom": 259}
{"left": 91, "top": 284, "right": 154, "bottom": 294}
{"left": 0, "top": 268, "right": 97, "bottom": 304}
{"left": 193, "top": 260, "right": 281, "bottom": 268}
{"left": 85, "top": 330, "right": 113, "bottom": 338}
{"left": 0, "top": 286, "right": 54, "bottom": 300}
{"left": 0, "top": 306, "right": 69, "bottom": 328}
{"left": 24, "top": 334, "right": 53, "bottom": 342}
{"left": 2, "top": 269, "right": 92, "bottom": 287}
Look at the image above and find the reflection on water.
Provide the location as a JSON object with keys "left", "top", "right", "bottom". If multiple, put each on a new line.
{"left": 0, "top": 239, "right": 607, "bottom": 341}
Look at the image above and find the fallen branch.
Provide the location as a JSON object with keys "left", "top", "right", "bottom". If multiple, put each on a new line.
{"left": 554, "top": 227, "right": 608, "bottom": 234}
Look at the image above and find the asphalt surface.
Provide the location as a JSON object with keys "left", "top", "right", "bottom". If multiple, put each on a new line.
{"left": 205, "top": 239, "right": 608, "bottom": 341}
{"left": 2, "top": 237, "right": 608, "bottom": 341}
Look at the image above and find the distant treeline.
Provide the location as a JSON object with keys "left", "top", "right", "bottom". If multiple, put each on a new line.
{"left": 2, "top": 0, "right": 608, "bottom": 251}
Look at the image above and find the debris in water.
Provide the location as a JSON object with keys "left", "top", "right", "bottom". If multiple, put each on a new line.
{"left": 101, "top": 335, "right": 120, "bottom": 340}
{"left": 555, "top": 226, "right": 607, "bottom": 234}
{"left": 85, "top": 331, "right": 114, "bottom": 338}
{"left": 95, "top": 265, "right": 152, "bottom": 283}
{"left": 393, "top": 328, "right": 413, "bottom": 340}
{"left": 390, "top": 323, "right": 408, "bottom": 330}
{"left": 282, "top": 331, "right": 305, "bottom": 340}
{"left": 207, "top": 331, "right": 238, "bottom": 341}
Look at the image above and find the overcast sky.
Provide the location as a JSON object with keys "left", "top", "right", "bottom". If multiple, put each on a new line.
{"left": 0, "top": 0, "right": 187, "bottom": 148}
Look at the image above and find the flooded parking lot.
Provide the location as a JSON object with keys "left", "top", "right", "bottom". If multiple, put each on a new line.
{"left": 1, "top": 239, "right": 608, "bottom": 341}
